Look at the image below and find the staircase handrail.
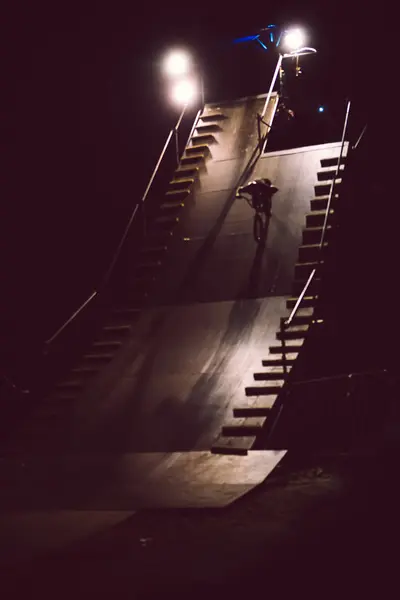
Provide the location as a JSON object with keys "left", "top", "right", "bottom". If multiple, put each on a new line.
{"left": 44, "top": 107, "right": 202, "bottom": 347}
{"left": 285, "top": 99, "right": 351, "bottom": 329}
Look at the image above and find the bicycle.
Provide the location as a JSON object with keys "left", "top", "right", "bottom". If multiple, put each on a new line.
{"left": 237, "top": 192, "right": 271, "bottom": 244}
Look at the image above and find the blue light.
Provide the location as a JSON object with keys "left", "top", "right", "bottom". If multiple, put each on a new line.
{"left": 318, "top": 106, "right": 325, "bottom": 113}
{"left": 233, "top": 35, "right": 259, "bottom": 44}
{"left": 270, "top": 32, "right": 274, "bottom": 43}
{"left": 256, "top": 38, "right": 268, "bottom": 50}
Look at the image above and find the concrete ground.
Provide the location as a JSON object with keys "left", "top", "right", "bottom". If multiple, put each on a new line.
{"left": 1, "top": 446, "right": 399, "bottom": 600}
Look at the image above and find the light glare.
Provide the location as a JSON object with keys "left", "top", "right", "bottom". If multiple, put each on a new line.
{"left": 171, "top": 79, "right": 197, "bottom": 105}
{"left": 283, "top": 28, "right": 305, "bottom": 51}
{"left": 163, "top": 50, "right": 191, "bottom": 77}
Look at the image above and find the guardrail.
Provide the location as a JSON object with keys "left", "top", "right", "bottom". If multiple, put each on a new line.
{"left": 268, "top": 99, "right": 353, "bottom": 443}
{"left": 266, "top": 368, "right": 393, "bottom": 447}
{"left": 280, "top": 99, "right": 351, "bottom": 355}
{"left": 44, "top": 106, "right": 201, "bottom": 348}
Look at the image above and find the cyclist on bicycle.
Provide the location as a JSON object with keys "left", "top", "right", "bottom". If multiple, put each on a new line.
{"left": 236, "top": 178, "right": 278, "bottom": 216}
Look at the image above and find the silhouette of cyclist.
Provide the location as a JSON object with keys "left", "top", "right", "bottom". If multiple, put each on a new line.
{"left": 236, "top": 178, "right": 278, "bottom": 216}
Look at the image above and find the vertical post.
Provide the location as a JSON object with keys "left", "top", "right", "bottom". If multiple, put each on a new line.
{"left": 174, "top": 102, "right": 188, "bottom": 168}
{"left": 200, "top": 74, "right": 205, "bottom": 108}
{"left": 141, "top": 102, "right": 187, "bottom": 238}
{"left": 260, "top": 53, "right": 283, "bottom": 119}
{"left": 175, "top": 128, "right": 180, "bottom": 166}
{"left": 256, "top": 114, "right": 261, "bottom": 147}
{"left": 280, "top": 320, "right": 288, "bottom": 377}
{"left": 279, "top": 63, "right": 284, "bottom": 97}
{"left": 101, "top": 103, "right": 188, "bottom": 288}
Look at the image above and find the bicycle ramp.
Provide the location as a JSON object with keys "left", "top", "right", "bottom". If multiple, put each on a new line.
{"left": 1, "top": 94, "right": 346, "bottom": 530}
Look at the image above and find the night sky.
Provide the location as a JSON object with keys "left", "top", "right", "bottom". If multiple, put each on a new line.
{"left": 2, "top": 2, "right": 387, "bottom": 363}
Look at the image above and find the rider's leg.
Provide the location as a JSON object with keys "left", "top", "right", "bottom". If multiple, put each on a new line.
{"left": 263, "top": 197, "right": 272, "bottom": 216}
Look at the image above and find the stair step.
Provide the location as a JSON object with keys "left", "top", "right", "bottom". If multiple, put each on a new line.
{"left": 199, "top": 111, "right": 227, "bottom": 121}
{"left": 92, "top": 340, "right": 122, "bottom": 349}
{"left": 302, "top": 226, "right": 332, "bottom": 245}
{"left": 286, "top": 305, "right": 314, "bottom": 317}
{"left": 102, "top": 324, "right": 132, "bottom": 335}
{"left": 175, "top": 165, "right": 200, "bottom": 177}
{"left": 180, "top": 153, "right": 206, "bottom": 164}
{"left": 288, "top": 304, "right": 314, "bottom": 318}
{"left": 317, "top": 166, "right": 345, "bottom": 181}
{"left": 165, "top": 188, "right": 191, "bottom": 198}
{"left": 320, "top": 156, "right": 346, "bottom": 168}
{"left": 253, "top": 371, "right": 286, "bottom": 381}
{"left": 233, "top": 405, "right": 272, "bottom": 418}
{"left": 269, "top": 342, "right": 303, "bottom": 355}
{"left": 83, "top": 353, "right": 114, "bottom": 362}
{"left": 190, "top": 134, "right": 215, "bottom": 144}
{"left": 276, "top": 326, "right": 309, "bottom": 341}
{"left": 111, "top": 306, "right": 141, "bottom": 317}
{"left": 222, "top": 417, "right": 266, "bottom": 437}
{"left": 292, "top": 277, "right": 321, "bottom": 296}
{"left": 286, "top": 296, "right": 316, "bottom": 310}
{"left": 298, "top": 243, "right": 328, "bottom": 262}
{"left": 153, "top": 215, "right": 180, "bottom": 228}
{"left": 185, "top": 144, "right": 210, "bottom": 155}
{"left": 314, "top": 180, "right": 342, "bottom": 197}
{"left": 295, "top": 261, "right": 320, "bottom": 279}
{"left": 71, "top": 365, "right": 99, "bottom": 375}
{"left": 145, "top": 230, "right": 174, "bottom": 245}
{"left": 210, "top": 441, "right": 250, "bottom": 456}
{"left": 169, "top": 177, "right": 195, "bottom": 187}
{"left": 195, "top": 123, "right": 222, "bottom": 133}
{"left": 159, "top": 201, "right": 185, "bottom": 212}
{"left": 245, "top": 383, "right": 283, "bottom": 396}
{"left": 262, "top": 357, "right": 297, "bottom": 367}
{"left": 310, "top": 195, "right": 339, "bottom": 211}
{"left": 280, "top": 314, "right": 312, "bottom": 327}
{"left": 306, "top": 210, "right": 334, "bottom": 228}
{"left": 283, "top": 309, "right": 315, "bottom": 324}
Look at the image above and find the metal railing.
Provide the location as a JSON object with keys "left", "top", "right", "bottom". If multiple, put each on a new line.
{"left": 266, "top": 368, "right": 393, "bottom": 446}
{"left": 352, "top": 123, "right": 367, "bottom": 150}
{"left": 45, "top": 106, "right": 202, "bottom": 348}
{"left": 281, "top": 99, "right": 351, "bottom": 341}
{"left": 43, "top": 85, "right": 281, "bottom": 350}
{"left": 270, "top": 99, "right": 353, "bottom": 442}
{"left": 290, "top": 368, "right": 390, "bottom": 387}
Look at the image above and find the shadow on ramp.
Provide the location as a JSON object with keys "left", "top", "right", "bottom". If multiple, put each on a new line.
{"left": 0, "top": 450, "right": 287, "bottom": 510}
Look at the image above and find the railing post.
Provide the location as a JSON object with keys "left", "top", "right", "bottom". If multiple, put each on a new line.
{"left": 280, "top": 320, "right": 288, "bottom": 377}
{"left": 175, "top": 127, "right": 180, "bottom": 166}
{"left": 257, "top": 114, "right": 261, "bottom": 148}
{"left": 260, "top": 53, "right": 283, "bottom": 119}
{"left": 352, "top": 123, "right": 367, "bottom": 150}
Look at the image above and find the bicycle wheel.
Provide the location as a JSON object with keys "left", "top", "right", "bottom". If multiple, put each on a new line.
{"left": 253, "top": 213, "right": 264, "bottom": 243}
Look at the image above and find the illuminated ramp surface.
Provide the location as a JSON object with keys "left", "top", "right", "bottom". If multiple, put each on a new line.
{"left": 1, "top": 94, "right": 345, "bottom": 514}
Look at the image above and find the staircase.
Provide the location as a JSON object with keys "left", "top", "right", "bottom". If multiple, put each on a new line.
{"left": 2, "top": 108, "right": 230, "bottom": 453}
{"left": 211, "top": 156, "right": 346, "bottom": 455}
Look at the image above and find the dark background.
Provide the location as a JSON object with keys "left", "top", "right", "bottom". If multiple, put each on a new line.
{"left": 2, "top": 2, "right": 387, "bottom": 368}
